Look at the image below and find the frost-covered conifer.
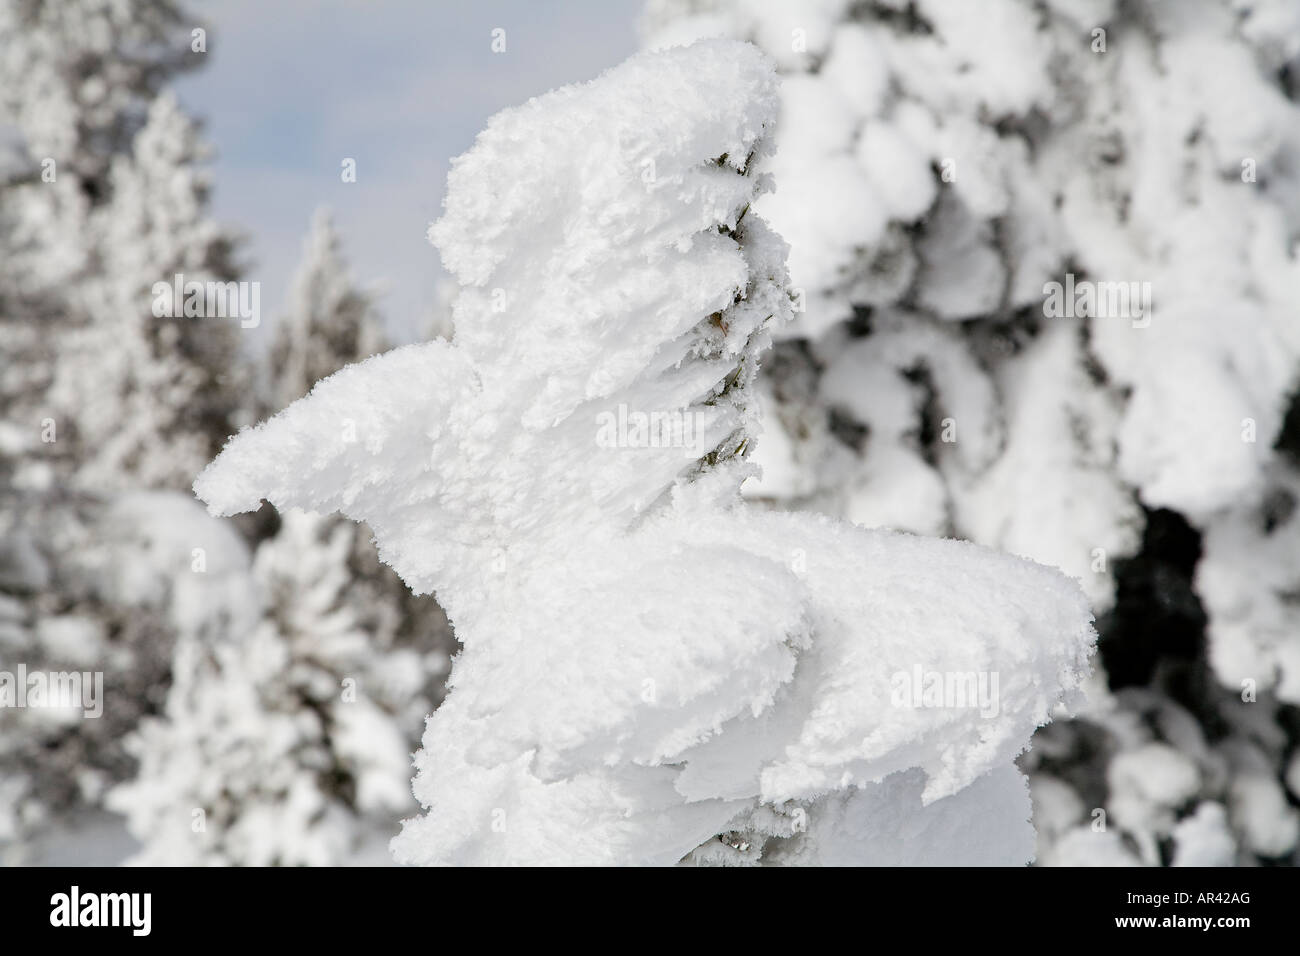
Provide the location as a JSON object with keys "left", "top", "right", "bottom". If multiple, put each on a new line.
{"left": 50, "top": 91, "right": 248, "bottom": 491}
{"left": 194, "top": 40, "right": 1094, "bottom": 866}
{"left": 0, "top": 490, "right": 252, "bottom": 864}
{"left": 0, "top": 0, "right": 243, "bottom": 493}
{"left": 0, "top": 0, "right": 251, "bottom": 858}
{"left": 109, "top": 508, "right": 448, "bottom": 866}
{"left": 267, "top": 208, "right": 386, "bottom": 412}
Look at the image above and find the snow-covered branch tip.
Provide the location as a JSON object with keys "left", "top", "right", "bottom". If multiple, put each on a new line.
{"left": 195, "top": 39, "right": 1095, "bottom": 866}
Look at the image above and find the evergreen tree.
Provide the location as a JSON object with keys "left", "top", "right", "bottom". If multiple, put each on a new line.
{"left": 111, "top": 509, "right": 447, "bottom": 865}
{"left": 0, "top": 0, "right": 251, "bottom": 858}
{"left": 192, "top": 40, "right": 1094, "bottom": 866}
{"left": 266, "top": 208, "right": 385, "bottom": 412}
{"left": 50, "top": 90, "right": 248, "bottom": 491}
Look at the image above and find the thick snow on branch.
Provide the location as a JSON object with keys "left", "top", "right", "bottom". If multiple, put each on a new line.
{"left": 196, "top": 40, "right": 1093, "bottom": 865}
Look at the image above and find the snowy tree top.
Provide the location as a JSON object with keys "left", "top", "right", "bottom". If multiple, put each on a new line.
{"left": 197, "top": 39, "right": 791, "bottom": 601}
{"left": 195, "top": 39, "right": 1094, "bottom": 866}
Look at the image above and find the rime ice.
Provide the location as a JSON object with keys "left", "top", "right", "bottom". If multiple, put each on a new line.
{"left": 195, "top": 40, "right": 1095, "bottom": 866}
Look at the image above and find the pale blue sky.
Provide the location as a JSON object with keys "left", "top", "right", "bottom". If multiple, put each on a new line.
{"left": 176, "top": 0, "right": 641, "bottom": 345}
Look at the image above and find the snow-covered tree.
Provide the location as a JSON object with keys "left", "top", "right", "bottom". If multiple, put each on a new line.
{"left": 0, "top": 0, "right": 239, "bottom": 494}
{"left": 0, "top": 490, "right": 253, "bottom": 863}
{"left": 110, "top": 508, "right": 448, "bottom": 866}
{"left": 0, "top": 0, "right": 196, "bottom": 188}
{"left": 192, "top": 40, "right": 1094, "bottom": 866}
{"left": 0, "top": 0, "right": 252, "bottom": 858}
{"left": 109, "top": 209, "right": 454, "bottom": 866}
{"left": 48, "top": 90, "right": 248, "bottom": 492}
{"left": 266, "top": 208, "right": 386, "bottom": 412}
{"left": 641, "top": 0, "right": 1300, "bottom": 864}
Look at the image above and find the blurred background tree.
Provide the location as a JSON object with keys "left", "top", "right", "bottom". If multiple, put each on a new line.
{"left": 0, "top": 0, "right": 453, "bottom": 864}
{"left": 642, "top": 0, "right": 1300, "bottom": 865}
